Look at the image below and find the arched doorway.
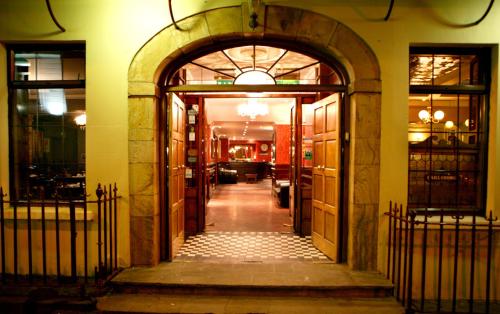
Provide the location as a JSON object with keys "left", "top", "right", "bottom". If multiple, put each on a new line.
{"left": 159, "top": 41, "right": 349, "bottom": 263}
{"left": 128, "top": 4, "right": 381, "bottom": 271}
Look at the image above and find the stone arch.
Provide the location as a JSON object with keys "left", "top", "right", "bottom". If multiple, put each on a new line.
{"left": 128, "top": 4, "right": 381, "bottom": 271}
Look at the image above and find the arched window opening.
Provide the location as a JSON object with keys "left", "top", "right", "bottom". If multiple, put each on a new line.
{"left": 166, "top": 45, "right": 344, "bottom": 87}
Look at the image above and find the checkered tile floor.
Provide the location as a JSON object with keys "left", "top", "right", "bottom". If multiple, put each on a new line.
{"left": 176, "top": 232, "right": 330, "bottom": 262}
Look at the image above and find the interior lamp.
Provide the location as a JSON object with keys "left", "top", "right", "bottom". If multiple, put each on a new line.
{"left": 418, "top": 107, "right": 444, "bottom": 124}
{"left": 74, "top": 113, "right": 87, "bottom": 129}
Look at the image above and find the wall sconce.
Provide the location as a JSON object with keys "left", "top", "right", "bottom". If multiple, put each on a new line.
{"left": 74, "top": 113, "right": 86, "bottom": 129}
{"left": 418, "top": 107, "right": 444, "bottom": 124}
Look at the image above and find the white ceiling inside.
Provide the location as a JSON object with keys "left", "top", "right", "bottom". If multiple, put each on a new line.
{"left": 205, "top": 98, "right": 294, "bottom": 141}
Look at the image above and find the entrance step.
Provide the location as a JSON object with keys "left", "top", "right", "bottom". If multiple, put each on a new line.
{"left": 97, "top": 294, "right": 404, "bottom": 314}
{"left": 107, "top": 261, "right": 394, "bottom": 298}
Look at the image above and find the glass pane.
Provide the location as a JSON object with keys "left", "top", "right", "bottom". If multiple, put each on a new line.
{"left": 192, "top": 51, "right": 237, "bottom": 77}
{"left": 224, "top": 45, "right": 286, "bottom": 72}
{"left": 11, "top": 88, "right": 86, "bottom": 200}
{"left": 410, "top": 54, "right": 480, "bottom": 86}
{"left": 175, "top": 45, "right": 343, "bottom": 86}
{"left": 14, "top": 49, "right": 85, "bottom": 81}
{"left": 408, "top": 93, "right": 484, "bottom": 211}
{"left": 182, "top": 64, "right": 235, "bottom": 85}
{"left": 432, "top": 55, "right": 460, "bottom": 85}
{"left": 409, "top": 54, "right": 433, "bottom": 85}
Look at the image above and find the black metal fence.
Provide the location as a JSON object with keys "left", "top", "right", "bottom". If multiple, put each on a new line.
{"left": 385, "top": 202, "right": 498, "bottom": 313}
{"left": 0, "top": 183, "right": 120, "bottom": 286}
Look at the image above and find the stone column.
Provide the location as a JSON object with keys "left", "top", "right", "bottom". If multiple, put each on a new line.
{"left": 347, "top": 81, "right": 381, "bottom": 271}
{"left": 128, "top": 89, "right": 160, "bottom": 266}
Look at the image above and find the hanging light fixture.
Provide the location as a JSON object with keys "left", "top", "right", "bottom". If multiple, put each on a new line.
{"left": 418, "top": 107, "right": 445, "bottom": 124}
{"left": 237, "top": 99, "right": 269, "bottom": 119}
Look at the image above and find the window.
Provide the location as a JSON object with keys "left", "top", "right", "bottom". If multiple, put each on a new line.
{"left": 408, "top": 47, "right": 490, "bottom": 214}
{"left": 8, "top": 44, "right": 86, "bottom": 200}
{"left": 168, "top": 45, "right": 343, "bottom": 86}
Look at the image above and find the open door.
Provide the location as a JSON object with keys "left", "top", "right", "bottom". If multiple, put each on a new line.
{"left": 289, "top": 102, "right": 296, "bottom": 222}
{"left": 168, "top": 93, "right": 186, "bottom": 259}
{"left": 312, "top": 93, "right": 340, "bottom": 262}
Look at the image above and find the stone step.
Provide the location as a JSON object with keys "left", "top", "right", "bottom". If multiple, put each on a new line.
{"left": 97, "top": 294, "right": 404, "bottom": 314}
{"left": 110, "top": 281, "right": 393, "bottom": 298}
{"left": 109, "top": 262, "right": 394, "bottom": 299}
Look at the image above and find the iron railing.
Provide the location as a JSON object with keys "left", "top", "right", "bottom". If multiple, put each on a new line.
{"left": 385, "top": 202, "right": 498, "bottom": 313}
{"left": 0, "top": 183, "right": 120, "bottom": 286}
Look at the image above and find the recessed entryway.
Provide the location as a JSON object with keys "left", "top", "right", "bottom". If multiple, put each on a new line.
{"left": 128, "top": 4, "right": 381, "bottom": 271}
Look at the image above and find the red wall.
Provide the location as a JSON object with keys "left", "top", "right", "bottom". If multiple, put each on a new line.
{"left": 254, "top": 140, "right": 272, "bottom": 162}
{"left": 275, "top": 124, "right": 290, "bottom": 165}
{"left": 220, "top": 138, "right": 229, "bottom": 162}
{"left": 225, "top": 140, "right": 272, "bottom": 162}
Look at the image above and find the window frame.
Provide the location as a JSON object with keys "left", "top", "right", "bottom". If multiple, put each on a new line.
{"left": 408, "top": 46, "right": 491, "bottom": 216}
{"left": 6, "top": 43, "right": 86, "bottom": 201}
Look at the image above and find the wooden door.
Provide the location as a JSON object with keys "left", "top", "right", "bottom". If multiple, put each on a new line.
{"left": 289, "top": 103, "right": 296, "bottom": 221}
{"left": 311, "top": 93, "right": 340, "bottom": 262}
{"left": 168, "top": 93, "right": 186, "bottom": 259}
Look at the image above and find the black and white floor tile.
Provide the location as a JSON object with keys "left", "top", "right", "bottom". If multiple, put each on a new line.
{"left": 176, "top": 231, "right": 329, "bottom": 262}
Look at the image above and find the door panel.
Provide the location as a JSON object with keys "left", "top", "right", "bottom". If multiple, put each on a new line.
{"left": 314, "top": 107, "right": 324, "bottom": 134}
{"left": 313, "top": 206, "right": 323, "bottom": 235}
{"left": 325, "top": 177, "right": 336, "bottom": 206}
{"left": 326, "top": 103, "right": 337, "bottom": 132}
{"left": 325, "top": 140, "right": 337, "bottom": 168}
{"left": 312, "top": 93, "right": 340, "bottom": 262}
{"left": 313, "top": 174, "right": 323, "bottom": 201}
{"left": 169, "top": 93, "right": 186, "bottom": 259}
{"left": 314, "top": 142, "right": 324, "bottom": 167}
{"left": 324, "top": 212, "right": 336, "bottom": 242}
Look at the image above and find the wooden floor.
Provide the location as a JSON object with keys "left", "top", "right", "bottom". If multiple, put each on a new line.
{"left": 205, "top": 179, "right": 292, "bottom": 233}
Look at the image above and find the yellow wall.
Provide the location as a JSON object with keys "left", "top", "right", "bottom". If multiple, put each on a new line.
{"left": 1, "top": 0, "right": 499, "bottom": 271}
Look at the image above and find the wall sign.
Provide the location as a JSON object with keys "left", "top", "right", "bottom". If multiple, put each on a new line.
{"left": 188, "top": 114, "right": 196, "bottom": 124}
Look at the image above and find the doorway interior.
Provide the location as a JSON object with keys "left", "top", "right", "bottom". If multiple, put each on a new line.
{"left": 159, "top": 43, "right": 350, "bottom": 264}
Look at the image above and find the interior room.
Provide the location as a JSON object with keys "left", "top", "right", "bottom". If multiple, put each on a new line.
{"left": 203, "top": 97, "right": 294, "bottom": 233}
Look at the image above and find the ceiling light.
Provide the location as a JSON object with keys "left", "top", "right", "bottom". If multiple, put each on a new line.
{"left": 259, "top": 125, "right": 274, "bottom": 131}
{"left": 237, "top": 99, "right": 269, "bottom": 119}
